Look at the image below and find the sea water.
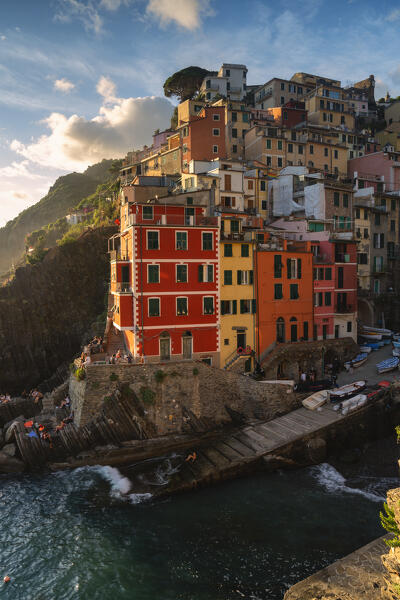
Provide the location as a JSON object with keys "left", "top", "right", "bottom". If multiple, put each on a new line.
{"left": 0, "top": 461, "right": 394, "bottom": 600}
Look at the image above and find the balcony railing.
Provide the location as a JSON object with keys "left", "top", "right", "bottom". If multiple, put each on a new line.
{"left": 110, "top": 282, "right": 132, "bottom": 293}
{"left": 109, "top": 249, "right": 130, "bottom": 261}
{"left": 335, "top": 304, "right": 354, "bottom": 313}
{"left": 313, "top": 253, "right": 331, "bottom": 264}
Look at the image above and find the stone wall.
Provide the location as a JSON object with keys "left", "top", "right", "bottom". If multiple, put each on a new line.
{"left": 70, "top": 361, "right": 300, "bottom": 430}
{"left": 262, "top": 337, "right": 358, "bottom": 380}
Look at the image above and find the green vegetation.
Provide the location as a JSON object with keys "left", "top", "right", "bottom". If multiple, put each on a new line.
{"left": 380, "top": 502, "right": 400, "bottom": 547}
{"left": 109, "top": 372, "right": 119, "bottom": 382}
{"left": 0, "top": 158, "right": 116, "bottom": 276}
{"left": 139, "top": 386, "right": 155, "bottom": 405}
{"left": 154, "top": 369, "right": 166, "bottom": 383}
{"left": 75, "top": 367, "right": 86, "bottom": 381}
{"left": 193, "top": 367, "right": 199, "bottom": 376}
{"left": 163, "top": 66, "right": 211, "bottom": 102}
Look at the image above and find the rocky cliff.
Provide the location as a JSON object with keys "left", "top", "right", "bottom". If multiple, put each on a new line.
{"left": 0, "top": 226, "right": 116, "bottom": 394}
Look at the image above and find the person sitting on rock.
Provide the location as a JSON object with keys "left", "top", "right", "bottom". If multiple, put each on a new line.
{"left": 185, "top": 451, "right": 197, "bottom": 462}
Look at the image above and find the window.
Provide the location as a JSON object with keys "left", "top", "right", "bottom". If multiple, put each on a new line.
{"left": 176, "top": 231, "right": 187, "bottom": 250}
{"left": 391, "top": 220, "right": 396, "bottom": 232}
{"left": 355, "top": 208, "right": 360, "bottom": 219}
{"left": 221, "top": 300, "right": 237, "bottom": 315}
{"left": 186, "top": 197, "right": 193, "bottom": 205}
{"left": 240, "top": 299, "right": 251, "bottom": 314}
{"left": 334, "top": 150, "right": 338, "bottom": 159}
{"left": 324, "top": 148, "right": 329, "bottom": 157}
{"left": 147, "top": 230, "right": 159, "bottom": 250}
{"left": 274, "top": 254, "right": 282, "bottom": 277}
{"left": 374, "top": 279, "right": 380, "bottom": 294}
{"left": 232, "top": 112, "right": 237, "bottom": 122}
{"left": 266, "top": 157, "right": 272, "bottom": 167}
{"left": 325, "top": 268, "right": 332, "bottom": 280}
{"left": 278, "top": 157, "right": 283, "bottom": 167}
{"left": 206, "top": 80, "right": 211, "bottom": 89}
{"left": 274, "top": 284, "right": 283, "bottom": 299}
{"left": 237, "top": 270, "right": 253, "bottom": 285}
{"left": 281, "top": 97, "right": 285, "bottom": 105}
{"left": 357, "top": 253, "right": 368, "bottom": 264}
{"left": 176, "top": 297, "right": 188, "bottom": 316}
{"left": 198, "top": 264, "right": 214, "bottom": 282}
{"left": 232, "top": 128, "right": 238, "bottom": 138}
{"left": 231, "top": 220, "right": 240, "bottom": 233}
{"left": 347, "top": 321, "right": 352, "bottom": 333}
{"left": 266, "top": 139, "right": 271, "bottom": 149}
{"left": 143, "top": 206, "right": 153, "bottom": 220}
{"left": 260, "top": 181, "right": 266, "bottom": 191}
{"left": 148, "top": 298, "right": 160, "bottom": 317}
{"left": 392, "top": 199, "right": 396, "bottom": 211}
{"left": 224, "top": 244, "right": 232, "bottom": 257}
{"left": 203, "top": 297, "right": 214, "bottom": 315}
{"left": 148, "top": 264, "right": 159, "bottom": 283}
{"left": 334, "top": 192, "right": 339, "bottom": 207}
{"left": 212, "top": 128, "right": 220, "bottom": 136}
{"left": 298, "top": 145, "right": 304, "bottom": 154}
{"left": 290, "top": 284, "right": 299, "bottom": 299}
{"left": 287, "top": 258, "right": 301, "bottom": 279}
{"left": 281, "top": 82, "right": 285, "bottom": 90}
{"left": 241, "top": 244, "right": 249, "bottom": 257}
{"left": 325, "top": 292, "right": 331, "bottom": 306}
{"left": 202, "top": 232, "right": 213, "bottom": 250}
{"left": 373, "top": 233, "right": 385, "bottom": 248}
{"left": 213, "top": 145, "right": 218, "bottom": 153}
{"left": 291, "top": 131, "right": 297, "bottom": 141}
{"left": 288, "top": 143, "right": 293, "bottom": 153}
{"left": 314, "top": 292, "right": 323, "bottom": 306}
{"left": 262, "top": 200, "right": 267, "bottom": 210}
{"left": 341, "top": 115, "right": 345, "bottom": 124}
{"left": 310, "top": 144, "right": 314, "bottom": 154}
{"left": 224, "top": 270, "right": 232, "bottom": 285}
{"left": 176, "top": 264, "right": 188, "bottom": 283}
{"left": 225, "top": 69, "right": 230, "bottom": 77}
{"left": 248, "top": 180, "right": 254, "bottom": 190}
{"left": 213, "top": 114, "right": 220, "bottom": 121}
{"left": 232, "top": 145, "right": 237, "bottom": 153}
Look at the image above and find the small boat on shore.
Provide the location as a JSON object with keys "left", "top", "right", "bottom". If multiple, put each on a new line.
{"left": 362, "top": 326, "right": 392, "bottom": 336}
{"left": 344, "top": 353, "right": 368, "bottom": 370}
{"left": 393, "top": 340, "right": 400, "bottom": 349}
{"left": 340, "top": 394, "right": 368, "bottom": 415}
{"left": 359, "top": 332, "right": 383, "bottom": 341}
{"left": 329, "top": 381, "right": 366, "bottom": 401}
{"left": 376, "top": 357, "right": 399, "bottom": 374}
{"left": 361, "top": 341, "right": 380, "bottom": 350}
{"left": 359, "top": 345, "right": 372, "bottom": 354}
{"left": 302, "top": 389, "right": 330, "bottom": 411}
{"left": 393, "top": 348, "right": 400, "bottom": 357}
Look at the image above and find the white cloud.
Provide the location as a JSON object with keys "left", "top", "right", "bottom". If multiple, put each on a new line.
{"left": 0, "top": 35, "right": 6, "bottom": 41}
{"left": 387, "top": 9, "right": 400, "bottom": 22}
{"left": 54, "top": 0, "right": 104, "bottom": 34}
{"left": 54, "top": 77, "right": 75, "bottom": 93}
{"left": 10, "top": 78, "right": 173, "bottom": 171}
{"left": 100, "top": 0, "right": 130, "bottom": 10}
{"left": 96, "top": 75, "right": 117, "bottom": 101}
{"left": 146, "top": 0, "right": 213, "bottom": 30}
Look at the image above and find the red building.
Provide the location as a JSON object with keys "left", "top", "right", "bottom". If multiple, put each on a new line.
{"left": 312, "top": 239, "right": 357, "bottom": 341}
{"left": 109, "top": 199, "right": 220, "bottom": 365}
{"left": 180, "top": 106, "right": 226, "bottom": 170}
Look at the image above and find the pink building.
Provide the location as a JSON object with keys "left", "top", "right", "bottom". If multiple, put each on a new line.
{"left": 348, "top": 151, "right": 400, "bottom": 194}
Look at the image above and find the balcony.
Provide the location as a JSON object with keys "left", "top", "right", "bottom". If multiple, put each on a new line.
{"left": 335, "top": 304, "right": 354, "bottom": 313}
{"left": 109, "top": 250, "right": 130, "bottom": 262}
{"left": 334, "top": 253, "right": 351, "bottom": 263}
{"left": 110, "top": 282, "right": 132, "bottom": 293}
{"left": 313, "top": 253, "right": 332, "bottom": 264}
{"left": 372, "top": 264, "right": 386, "bottom": 274}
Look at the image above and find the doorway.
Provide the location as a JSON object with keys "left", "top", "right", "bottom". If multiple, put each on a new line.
{"left": 322, "top": 325, "right": 328, "bottom": 340}
{"left": 182, "top": 333, "right": 192, "bottom": 359}
{"left": 290, "top": 317, "right": 297, "bottom": 342}
{"left": 160, "top": 334, "right": 170, "bottom": 360}
{"left": 237, "top": 330, "right": 246, "bottom": 350}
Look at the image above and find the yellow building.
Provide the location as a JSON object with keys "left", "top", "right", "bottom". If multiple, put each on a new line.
{"left": 305, "top": 85, "right": 355, "bottom": 130}
{"left": 376, "top": 123, "right": 400, "bottom": 152}
{"left": 220, "top": 217, "right": 256, "bottom": 372}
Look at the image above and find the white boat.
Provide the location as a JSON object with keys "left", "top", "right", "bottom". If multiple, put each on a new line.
{"left": 330, "top": 380, "right": 366, "bottom": 401}
{"left": 340, "top": 394, "right": 368, "bottom": 415}
{"left": 362, "top": 326, "right": 392, "bottom": 336}
{"left": 302, "top": 389, "right": 330, "bottom": 410}
{"left": 393, "top": 349, "right": 400, "bottom": 358}
{"left": 344, "top": 353, "right": 368, "bottom": 370}
{"left": 359, "top": 332, "right": 383, "bottom": 341}
{"left": 359, "top": 345, "right": 372, "bottom": 354}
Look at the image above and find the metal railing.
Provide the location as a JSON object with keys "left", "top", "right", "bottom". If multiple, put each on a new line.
{"left": 110, "top": 282, "right": 132, "bottom": 293}
{"left": 335, "top": 304, "right": 354, "bottom": 313}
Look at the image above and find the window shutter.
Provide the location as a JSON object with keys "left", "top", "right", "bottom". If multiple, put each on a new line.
{"left": 232, "top": 300, "right": 237, "bottom": 314}
{"left": 237, "top": 270, "right": 242, "bottom": 284}
{"left": 249, "top": 270, "right": 254, "bottom": 284}
{"left": 297, "top": 259, "right": 302, "bottom": 279}
{"left": 240, "top": 300, "right": 245, "bottom": 313}
{"left": 286, "top": 258, "right": 291, "bottom": 279}
{"left": 198, "top": 265, "right": 203, "bottom": 282}
{"left": 207, "top": 264, "right": 213, "bottom": 282}
{"left": 251, "top": 299, "right": 256, "bottom": 314}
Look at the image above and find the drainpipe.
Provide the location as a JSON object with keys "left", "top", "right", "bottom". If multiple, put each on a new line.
{"left": 254, "top": 241, "right": 260, "bottom": 363}
{"left": 139, "top": 225, "right": 144, "bottom": 358}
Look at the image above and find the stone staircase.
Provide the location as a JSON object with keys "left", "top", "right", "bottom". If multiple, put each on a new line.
{"left": 106, "top": 327, "right": 126, "bottom": 357}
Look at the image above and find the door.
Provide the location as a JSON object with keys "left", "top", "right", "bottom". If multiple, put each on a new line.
{"left": 334, "top": 325, "right": 340, "bottom": 339}
{"left": 322, "top": 325, "right": 328, "bottom": 340}
{"left": 290, "top": 324, "right": 297, "bottom": 342}
{"left": 338, "top": 266, "right": 344, "bottom": 289}
{"left": 185, "top": 207, "right": 195, "bottom": 225}
{"left": 160, "top": 337, "right": 170, "bottom": 360}
{"left": 224, "top": 174, "right": 231, "bottom": 191}
{"left": 237, "top": 331, "right": 246, "bottom": 350}
{"left": 182, "top": 336, "right": 192, "bottom": 359}
{"left": 121, "top": 265, "right": 130, "bottom": 291}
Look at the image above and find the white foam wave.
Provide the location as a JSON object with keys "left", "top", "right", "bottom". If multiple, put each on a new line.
{"left": 129, "top": 493, "right": 153, "bottom": 504}
{"left": 93, "top": 466, "right": 132, "bottom": 497}
{"left": 310, "top": 463, "right": 385, "bottom": 502}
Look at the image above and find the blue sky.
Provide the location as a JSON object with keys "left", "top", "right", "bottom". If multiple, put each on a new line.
{"left": 1, "top": 0, "right": 400, "bottom": 225}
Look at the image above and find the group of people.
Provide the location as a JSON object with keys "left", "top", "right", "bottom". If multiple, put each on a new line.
{"left": 24, "top": 420, "right": 53, "bottom": 448}
{"left": 0, "top": 393, "right": 11, "bottom": 404}
{"left": 21, "top": 389, "right": 44, "bottom": 404}
{"left": 88, "top": 336, "right": 104, "bottom": 355}
{"left": 108, "top": 349, "right": 132, "bottom": 364}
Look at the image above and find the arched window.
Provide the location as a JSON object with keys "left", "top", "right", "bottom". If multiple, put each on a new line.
{"left": 290, "top": 317, "right": 298, "bottom": 342}
{"left": 276, "top": 317, "right": 285, "bottom": 343}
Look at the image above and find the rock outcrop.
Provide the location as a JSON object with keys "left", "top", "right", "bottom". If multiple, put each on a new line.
{"left": 0, "top": 226, "right": 116, "bottom": 394}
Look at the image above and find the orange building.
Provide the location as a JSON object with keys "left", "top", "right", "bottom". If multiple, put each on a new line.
{"left": 180, "top": 106, "right": 227, "bottom": 171}
{"left": 254, "top": 238, "right": 314, "bottom": 360}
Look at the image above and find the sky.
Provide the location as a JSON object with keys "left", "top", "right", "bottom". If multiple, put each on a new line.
{"left": 1, "top": 0, "right": 400, "bottom": 226}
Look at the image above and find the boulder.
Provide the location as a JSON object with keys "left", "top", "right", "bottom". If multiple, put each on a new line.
{"left": 0, "top": 451, "right": 24, "bottom": 473}
{"left": 2, "top": 443, "right": 17, "bottom": 457}
{"left": 306, "top": 437, "right": 327, "bottom": 464}
{"left": 4, "top": 423, "right": 18, "bottom": 443}
{"left": 3, "top": 415, "right": 25, "bottom": 432}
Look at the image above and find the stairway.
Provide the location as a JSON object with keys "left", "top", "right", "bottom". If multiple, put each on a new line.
{"left": 106, "top": 327, "right": 126, "bottom": 357}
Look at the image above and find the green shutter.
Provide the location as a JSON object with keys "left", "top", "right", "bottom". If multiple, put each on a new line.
{"left": 249, "top": 270, "right": 254, "bottom": 284}
{"left": 287, "top": 258, "right": 292, "bottom": 279}
{"left": 232, "top": 300, "right": 237, "bottom": 314}
{"left": 297, "top": 259, "right": 302, "bottom": 279}
{"left": 198, "top": 265, "right": 203, "bottom": 282}
{"left": 237, "top": 270, "right": 241, "bottom": 284}
{"left": 251, "top": 299, "right": 256, "bottom": 314}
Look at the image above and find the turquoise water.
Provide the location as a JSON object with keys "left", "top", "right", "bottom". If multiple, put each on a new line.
{"left": 0, "top": 462, "right": 393, "bottom": 600}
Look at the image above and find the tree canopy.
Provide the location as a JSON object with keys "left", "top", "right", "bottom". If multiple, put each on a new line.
{"left": 163, "top": 66, "right": 211, "bottom": 102}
